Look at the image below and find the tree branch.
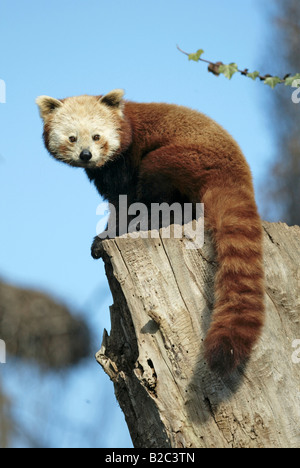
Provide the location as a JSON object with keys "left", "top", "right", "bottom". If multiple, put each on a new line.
{"left": 176, "top": 45, "right": 300, "bottom": 88}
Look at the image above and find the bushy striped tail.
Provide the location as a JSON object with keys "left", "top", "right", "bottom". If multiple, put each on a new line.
{"left": 202, "top": 183, "right": 265, "bottom": 376}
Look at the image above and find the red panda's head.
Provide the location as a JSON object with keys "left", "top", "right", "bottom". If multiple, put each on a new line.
{"left": 36, "top": 89, "right": 128, "bottom": 168}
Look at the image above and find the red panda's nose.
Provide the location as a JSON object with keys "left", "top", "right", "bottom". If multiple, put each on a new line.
{"left": 79, "top": 149, "right": 92, "bottom": 162}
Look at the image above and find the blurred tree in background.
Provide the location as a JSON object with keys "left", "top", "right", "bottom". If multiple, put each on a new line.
{"left": 0, "top": 280, "right": 91, "bottom": 447}
{"left": 263, "top": 0, "right": 300, "bottom": 226}
{"left": 0, "top": 281, "right": 90, "bottom": 368}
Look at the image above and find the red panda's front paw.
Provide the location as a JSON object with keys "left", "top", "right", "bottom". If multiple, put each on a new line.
{"left": 91, "top": 236, "right": 104, "bottom": 259}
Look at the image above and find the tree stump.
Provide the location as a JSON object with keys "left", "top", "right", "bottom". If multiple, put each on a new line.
{"left": 96, "top": 221, "right": 300, "bottom": 448}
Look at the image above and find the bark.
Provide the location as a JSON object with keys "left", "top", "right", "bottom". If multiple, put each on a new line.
{"left": 96, "top": 221, "right": 300, "bottom": 448}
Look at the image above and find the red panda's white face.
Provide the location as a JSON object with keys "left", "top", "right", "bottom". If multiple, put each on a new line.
{"left": 36, "top": 90, "right": 125, "bottom": 169}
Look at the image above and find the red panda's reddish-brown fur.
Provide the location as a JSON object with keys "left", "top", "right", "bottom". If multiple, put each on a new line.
{"left": 36, "top": 91, "right": 265, "bottom": 376}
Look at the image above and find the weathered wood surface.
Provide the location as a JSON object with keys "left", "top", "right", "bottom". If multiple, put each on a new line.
{"left": 96, "top": 221, "right": 300, "bottom": 448}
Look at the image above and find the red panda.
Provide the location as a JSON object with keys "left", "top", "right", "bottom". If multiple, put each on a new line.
{"left": 36, "top": 89, "right": 265, "bottom": 376}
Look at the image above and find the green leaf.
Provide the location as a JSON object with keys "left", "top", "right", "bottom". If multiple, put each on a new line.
{"left": 264, "top": 76, "right": 282, "bottom": 89}
{"left": 188, "top": 49, "right": 204, "bottom": 62}
{"left": 247, "top": 71, "right": 260, "bottom": 81}
{"left": 218, "top": 63, "right": 238, "bottom": 80}
{"left": 284, "top": 73, "right": 300, "bottom": 87}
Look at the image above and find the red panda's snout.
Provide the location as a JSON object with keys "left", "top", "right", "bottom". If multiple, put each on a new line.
{"left": 79, "top": 149, "right": 93, "bottom": 162}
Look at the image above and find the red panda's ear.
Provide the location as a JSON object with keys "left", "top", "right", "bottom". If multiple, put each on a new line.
{"left": 36, "top": 96, "right": 63, "bottom": 121}
{"left": 99, "top": 89, "right": 125, "bottom": 109}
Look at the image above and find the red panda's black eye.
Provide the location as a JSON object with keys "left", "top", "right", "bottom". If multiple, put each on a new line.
{"left": 93, "top": 134, "right": 101, "bottom": 141}
{"left": 69, "top": 136, "right": 77, "bottom": 143}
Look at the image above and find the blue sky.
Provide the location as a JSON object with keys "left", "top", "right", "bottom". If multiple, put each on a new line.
{"left": 0, "top": 0, "right": 277, "bottom": 448}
